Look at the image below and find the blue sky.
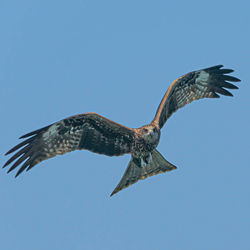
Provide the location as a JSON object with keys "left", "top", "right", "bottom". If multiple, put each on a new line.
{"left": 0, "top": 1, "right": 249, "bottom": 249}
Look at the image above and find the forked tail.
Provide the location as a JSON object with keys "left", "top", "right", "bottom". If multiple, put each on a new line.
{"left": 110, "top": 149, "right": 177, "bottom": 196}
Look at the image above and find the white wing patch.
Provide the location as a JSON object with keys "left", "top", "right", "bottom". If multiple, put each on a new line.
{"left": 42, "top": 124, "right": 59, "bottom": 140}
{"left": 42, "top": 123, "right": 83, "bottom": 156}
{"left": 196, "top": 71, "right": 209, "bottom": 83}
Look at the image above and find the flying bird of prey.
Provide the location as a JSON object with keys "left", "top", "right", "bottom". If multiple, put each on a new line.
{"left": 3, "top": 65, "right": 240, "bottom": 196}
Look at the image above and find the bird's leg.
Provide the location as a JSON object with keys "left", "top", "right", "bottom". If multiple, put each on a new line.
{"left": 132, "top": 157, "right": 142, "bottom": 167}
{"left": 132, "top": 157, "right": 147, "bottom": 168}
{"left": 132, "top": 153, "right": 152, "bottom": 168}
{"left": 143, "top": 153, "right": 152, "bottom": 165}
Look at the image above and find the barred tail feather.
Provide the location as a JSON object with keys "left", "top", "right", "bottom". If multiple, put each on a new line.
{"left": 110, "top": 150, "right": 177, "bottom": 196}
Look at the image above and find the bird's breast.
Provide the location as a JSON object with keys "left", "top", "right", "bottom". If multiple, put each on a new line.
{"left": 133, "top": 129, "right": 160, "bottom": 154}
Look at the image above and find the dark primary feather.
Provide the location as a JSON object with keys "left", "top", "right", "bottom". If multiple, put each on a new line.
{"left": 3, "top": 113, "right": 135, "bottom": 177}
{"left": 152, "top": 65, "right": 240, "bottom": 128}
{"left": 19, "top": 125, "right": 51, "bottom": 139}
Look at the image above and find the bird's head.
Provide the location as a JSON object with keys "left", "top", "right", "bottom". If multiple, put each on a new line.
{"left": 140, "top": 125, "right": 160, "bottom": 143}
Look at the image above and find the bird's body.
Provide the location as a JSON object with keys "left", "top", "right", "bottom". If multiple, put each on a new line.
{"left": 3, "top": 65, "right": 240, "bottom": 196}
{"left": 131, "top": 125, "right": 160, "bottom": 166}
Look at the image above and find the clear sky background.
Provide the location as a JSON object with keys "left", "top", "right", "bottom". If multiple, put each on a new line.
{"left": 0, "top": 1, "right": 249, "bottom": 250}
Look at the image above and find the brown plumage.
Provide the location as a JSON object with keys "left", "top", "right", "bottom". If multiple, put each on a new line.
{"left": 3, "top": 65, "right": 240, "bottom": 196}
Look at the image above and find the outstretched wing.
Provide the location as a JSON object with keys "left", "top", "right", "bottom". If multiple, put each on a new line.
{"left": 3, "top": 112, "right": 135, "bottom": 177}
{"left": 152, "top": 65, "right": 241, "bottom": 128}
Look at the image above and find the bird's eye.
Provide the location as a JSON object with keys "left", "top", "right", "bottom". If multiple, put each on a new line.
{"left": 142, "top": 128, "right": 148, "bottom": 133}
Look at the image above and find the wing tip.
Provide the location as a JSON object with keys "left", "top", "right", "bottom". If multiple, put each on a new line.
{"left": 110, "top": 191, "right": 116, "bottom": 197}
{"left": 205, "top": 64, "right": 224, "bottom": 71}
{"left": 230, "top": 85, "right": 239, "bottom": 89}
{"left": 19, "top": 125, "right": 51, "bottom": 139}
{"left": 15, "top": 170, "right": 23, "bottom": 178}
{"left": 3, "top": 163, "right": 8, "bottom": 168}
{"left": 208, "top": 65, "right": 241, "bottom": 97}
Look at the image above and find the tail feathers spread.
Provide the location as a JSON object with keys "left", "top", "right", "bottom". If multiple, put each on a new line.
{"left": 110, "top": 149, "right": 177, "bottom": 196}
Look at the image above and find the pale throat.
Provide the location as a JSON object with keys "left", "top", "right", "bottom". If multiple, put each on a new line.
{"left": 142, "top": 126, "right": 160, "bottom": 147}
